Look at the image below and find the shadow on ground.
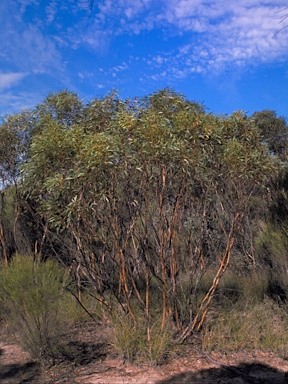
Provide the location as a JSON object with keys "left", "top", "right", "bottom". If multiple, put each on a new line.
{"left": 157, "top": 362, "right": 288, "bottom": 384}
{"left": 58, "top": 340, "right": 108, "bottom": 365}
{"left": 0, "top": 360, "right": 41, "bottom": 384}
{"left": 0, "top": 341, "right": 108, "bottom": 384}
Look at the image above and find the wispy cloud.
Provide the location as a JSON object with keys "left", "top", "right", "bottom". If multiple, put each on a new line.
{"left": 0, "top": 73, "right": 27, "bottom": 91}
{"left": 1, "top": 0, "right": 288, "bottom": 114}
{"left": 86, "top": 0, "right": 288, "bottom": 74}
{"left": 0, "top": 1, "right": 71, "bottom": 113}
{"left": 18, "top": 0, "right": 40, "bottom": 14}
{"left": 13, "top": 0, "right": 286, "bottom": 86}
{"left": 45, "top": 1, "right": 58, "bottom": 24}
{"left": 0, "top": 89, "right": 44, "bottom": 117}
{"left": 0, "top": 2, "right": 64, "bottom": 74}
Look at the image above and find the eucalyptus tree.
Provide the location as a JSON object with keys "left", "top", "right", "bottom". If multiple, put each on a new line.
{"left": 34, "top": 90, "right": 83, "bottom": 130}
{"left": 252, "top": 110, "right": 288, "bottom": 161}
{"left": 21, "top": 89, "right": 275, "bottom": 341}
{"left": 178, "top": 111, "right": 275, "bottom": 340}
{"left": 0, "top": 111, "right": 33, "bottom": 188}
{"left": 0, "top": 110, "right": 36, "bottom": 264}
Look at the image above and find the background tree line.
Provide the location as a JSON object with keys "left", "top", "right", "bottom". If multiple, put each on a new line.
{"left": 0, "top": 89, "right": 287, "bottom": 345}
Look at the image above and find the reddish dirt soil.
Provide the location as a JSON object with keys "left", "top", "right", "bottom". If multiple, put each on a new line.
{"left": 1, "top": 321, "right": 288, "bottom": 384}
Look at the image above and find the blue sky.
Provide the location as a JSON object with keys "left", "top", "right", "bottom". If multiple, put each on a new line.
{"left": 1, "top": 0, "right": 288, "bottom": 118}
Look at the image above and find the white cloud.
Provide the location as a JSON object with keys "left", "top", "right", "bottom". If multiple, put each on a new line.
{"left": 8, "top": 1, "right": 288, "bottom": 74}
{"left": 56, "top": 0, "right": 287, "bottom": 92}
{"left": 80, "top": 29, "right": 111, "bottom": 51}
{"left": 97, "top": 0, "right": 152, "bottom": 19}
{"left": 1, "top": 0, "right": 288, "bottom": 113}
{"left": 0, "top": 73, "right": 27, "bottom": 91}
{"left": 45, "top": 1, "right": 58, "bottom": 23}
{"left": 112, "top": 63, "right": 128, "bottom": 72}
{"left": 79, "top": 0, "right": 288, "bottom": 80}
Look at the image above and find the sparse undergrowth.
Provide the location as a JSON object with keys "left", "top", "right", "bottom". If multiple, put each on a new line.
{"left": 202, "top": 298, "right": 288, "bottom": 359}
{"left": 1, "top": 254, "right": 288, "bottom": 366}
{"left": 108, "top": 308, "right": 173, "bottom": 364}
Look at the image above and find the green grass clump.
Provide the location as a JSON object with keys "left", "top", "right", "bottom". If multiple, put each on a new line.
{"left": 108, "top": 307, "right": 173, "bottom": 364}
{"left": 0, "top": 254, "right": 70, "bottom": 364}
{"left": 202, "top": 298, "right": 288, "bottom": 358}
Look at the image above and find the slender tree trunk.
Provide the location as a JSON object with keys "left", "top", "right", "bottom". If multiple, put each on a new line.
{"left": 0, "top": 191, "right": 8, "bottom": 267}
{"left": 0, "top": 222, "right": 8, "bottom": 267}
{"left": 179, "top": 211, "right": 244, "bottom": 343}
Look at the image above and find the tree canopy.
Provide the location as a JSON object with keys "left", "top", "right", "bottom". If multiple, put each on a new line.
{"left": 0, "top": 89, "right": 286, "bottom": 341}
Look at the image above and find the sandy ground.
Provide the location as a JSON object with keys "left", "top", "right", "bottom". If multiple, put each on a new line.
{"left": 1, "top": 322, "right": 288, "bottom": 384}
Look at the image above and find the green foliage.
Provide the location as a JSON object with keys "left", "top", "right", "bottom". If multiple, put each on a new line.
{"left": 18, "top": 89, "right": 276, "bottom": 341}
{"left": 0, "top": 88, "right": 287, "bottom": 361}
{"left": 252, "top": 110, "right": 288, "bottom": 160}
{"left": 0, "top": 254, "right": 70, "bottom": 363}
{"left": 0, "top": 109, "right": 35, "bottom": 188}
{"left": 34, "top": 90, "right": 83, "bottom": 129}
